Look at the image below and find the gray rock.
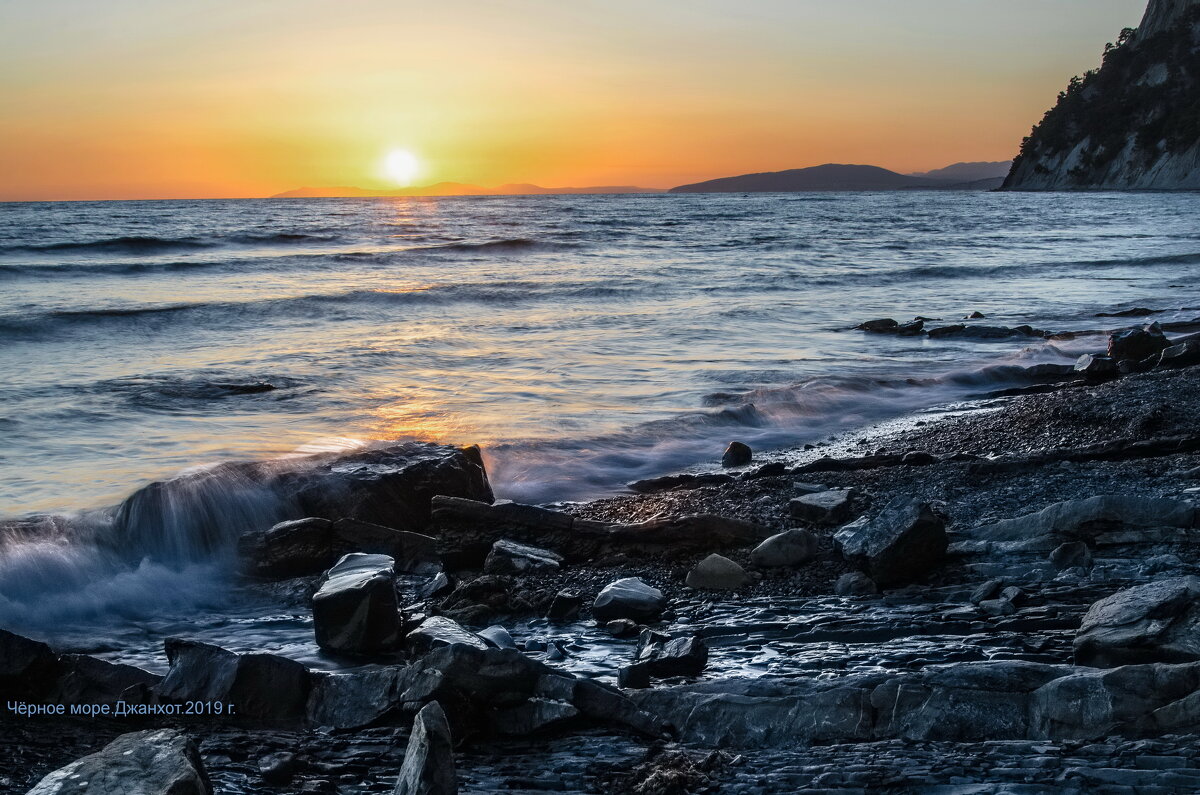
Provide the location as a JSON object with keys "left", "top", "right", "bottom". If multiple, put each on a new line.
{"left": 835, "top": 498, "right": 947, "bottom": 586}
{"left": 1050, "top": 541, "right": 1093, "bottom": 572}
{"left": 50, "top": 654, "right": 160, "bottom": 706}
{"left": 258, "top": 752, "right": 297, "bottom": 786}
{"left": 546, "top": 590, "right": 583, "bottom": 622}
{"left": 1108, "top": 323, "right": 1169, "bottom": 361}
{"left": 750, "top": 529, "right": 818, "bottom": 568}
{"left": 970, "top": 579, "right": 1004, "bottom": 605}
{"left": 593, "top": 577, "right": 667, "bottom": 623}
{"left": 493, "top": 698, "right": 579, "bottom": 735}
{"left": 1156, "top": 339, "right": 1200, "bottom": 369}
{"left": 306, "top": 667, "right": 407, "bottom": 729}
{"left": 970, "top": 495, "right": 1197, "bottom": 545}
{"left": 685, "top": 554, "right": 750, "bottom": 591}
{"left": 483, "top": 538, "right": 563, "bottom": 575}
{"left": 158, "top": 639, "right": 310, "bottom": 724}
{"left": 477, "top": 625, "right": 517, "bottom": 650}
{"left": 1075, "top": 577, "right": 1200, "bottom": 667}
{"left": 313, "top": 553, "right": 402, "bottom": 655}
{"left": 605, "top": 619, "right": 640, "bottom": 637}
{"left": 394, "top": 701, "right": 457, "bottom": 795}
{"left": 980, "top": 598, "right": 1017, "bottom": 617}
{"left": 332, "top": 519, "right": 441, "bottom": 575}
{"left": 1074, "top": 354, "right": 1119, "bottom": 379}
{"left": 790, "top": 489, "right": 856, "bottom": 526}
{"left": 639, "top": 633, "right": 708, "bottom": 679}
{"left": 405, "top": 616, "right": 488, "bottom": 655}
{"left": 792, "top": 481, "right": 827, "bottom": 494}
{"left": 26, "top": 729, "right": 211, "bottom": 795}
{"left": 834, "top": 572, "right": 877, "bottom": 596}
{"left": 721, "top": 441, "right": 753, "bottom": 467}
{"left": 238, "top": 517, "right": 333, "bottom": 579}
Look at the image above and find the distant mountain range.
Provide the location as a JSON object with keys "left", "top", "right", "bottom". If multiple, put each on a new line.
{"left": 668, "top": 162, "right": 1011, "bottom": 193}
{"left": 271, "top": 183, "right": 662, "bottom": 198}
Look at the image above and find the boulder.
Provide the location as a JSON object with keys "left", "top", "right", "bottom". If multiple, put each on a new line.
{"left": 1075, "top": 577, "right": 1200, "bottom": 667}
{"left": 306, "top": 667, "right": 407, "bottom": 729}
{"left": 751, "top": 529, "right": 818, "bottom": 568}
{"left": 394, "top": 701, "right": 457, "bottom": 795}
{"left": 546, "top": 590, "right": 583, "bottom": 622}
{"left": 834, "top": 571, "right": 877, "bottom": 596}
{"left": 406, "top": 616, "right": 489, "bottom": 655}
{"left": 1108, "top": 323, "right": 1170, "bottom": 361}
{"left": 1156, "top": 339, "right": 1200, "bottom": 369}
{"left": 158, "top": 639, "right": 310, "bottom": 724}
{"left": 437, "top": 575, "right": 519, "bottom": 624}
{"left": 494, "top": 698, "right": 580, "bottom": 735}
{"left": 685, "top": 554, "right": 750, "bottom": 591}
{"left": 721, "top": 441, "right": 752, "bottom": 467}
{"left": 1049, "top": 541, "right": 1093, "bottom": 572}
{"left": 312, "top": 553, "right": 403, "bottom": 655}
{"left": 0, "top": 628, "right": 58, "bottom": 698}
{"left": 834, "top": 498, "right": 947, "bottom": 586}
{"left": 50, "top": 654, "right": 160, "bottom": 706}
{"left": 593, "top": 578, "right": 667, "bottom": 623}
{"left": 642, "top": 633, "right": 708, "bottom": 678}
{"left": 969, "top": 495, "right": 1197, "bottom": 548}
{"left": 789, "top": 489, "right": 856, "bottom": 526}
{"left": 258, "top": 752, "right": 298, "bottom": 786}
{"left": 1074, "top": 354, "right": 1119, "bottom": 379}
{"left": 26, "top": 729, "right": 211, "bottom": 795}
{"left": 477, "top": 625, "right": 517, "bottom": 650}
{"left": 483, "top": 539, "right": 563, "bottom": 575}
{"left": 237, "top": 517, "right": 333, "bottom": 578}
{"left": 857, "top": 318, "right": 898, "bottom": 332}
{"left": 969, "top": 579, "right": 1004, "bottom": 605}
{"left": 332, "top": 519, "right": 440, "bottom": 574}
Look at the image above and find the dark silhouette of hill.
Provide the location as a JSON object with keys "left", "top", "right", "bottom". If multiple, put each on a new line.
{"left": 669, "top": 164, "right": 967, "bottom": 193}
{"left": 908, "top": 162, "right": 1011, "bottom": 182}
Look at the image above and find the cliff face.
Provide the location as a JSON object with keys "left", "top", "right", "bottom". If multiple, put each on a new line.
{"left": 1003, "top": 0, "right": 1200, "bottom": 190}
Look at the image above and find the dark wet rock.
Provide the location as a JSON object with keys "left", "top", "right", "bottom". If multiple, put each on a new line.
{"left": 25, "top": 729, "right": 211, "bottom": 795}
{"left": 643, "top": 634, "right": 708, "bottom": 679}
{"left": 306, "top": 667, "right": 406, "bottom": 729}
{"left": 159, "top": 639, "right": 311, "bottom": 724}
{"left": 331, "top": 519, "right": 440, "bottom": 575}
{"left": 237, "top": 517, "right": 333, "bottom": 579}
{"left": 834, "top": 571, "right": 877, "bottom": 596}
{"left": 431, "top": 496, "right": 765, "bottom": 567}
{"left": 685, "top": 554, "right": 749, "bottom": 591}
{"left": 494, "top": 698, "right": 579, "bottom": 735}
{"left": 0, "top": 628, "right": 58, "bottom": 699}
{"left": 1097, "top": 307, "right": 1158, "bottom": 318}
{"left": 436, "top": 575, "right": 535, "bottom": 624}
{"left": 1074, "top": 354, "right": 1119, "bottom": 379}
{"left": 483, "top": 538, "right": 563, "bottom": 575}
{"left": 900, "top": 450, "right": 938, "bottom": 465}
{"left": 394, "top": 701, "right": 456, "bottom": 795}
{"left": 1156, "top": 339, "right": 1200, "bottom": 370}
{"left": 980, "top": 598, "right": 1017, "bottom": 616}
{"left": 742, "top": 461, "right": 787, "bottom": 479}
{"left": 417, "top": 571, "right": 453, "bottom": 601}
{"left": 966, "top": 311, "right": 987, "bottom": 319}
{"left": 313, "top": 553, "right": 402, "bottom": 655}
{"left": 1108, "top": 324, "right": 1170, "bottom": 361}
{"left": 721, "top": 441, "right": 752, "bottom": 467}
{"left": 627, "top": 472, "right": 735, "bottom": 493}
{"left": 606, "top": 619, "right": 640, "bottom": 638}
{"left": 546, "top": 590, "right": 583, "bottom": 622}
{"left": 593, "top": 578, "right": 667, "bottom": 623}
{"left": 789, "top": 489, "right": 856, "bottom": 526}
{"left": 258, "top": 752, "right": 298, "bottom": 786}
{"left": 406, "top": 616, "right": 488, "bottom": 655}
{"left": 477, "top": 625, "right": 516, "bottom": 650}
{"left": 928, "top": 324, "right": 1045, "bottom": 340}
{"left": 1032, "top": 662, "right": 1200, "bottom": 740}
{"left": 1075, "top": 577, "right": 1200, "bottom": 668}
{"left": 1049, "top": 541, "right": 1094, "bottom": 572}
{"left": 834, "top": 497, "right": 947, "bottom": 586}
{"left": 49, "top": 654, "right": 160, "bottom": 706}
{"left": 857, "top": 318, "right": 899, "bottom": 333}
{"left": 750, "top": 529, "right": 817, "bottom": 568}
{"left": 617, "top": 663, "right": 652, "bottom": 690}
{"left": 970, "top": 579, "right": 1005, "bottom": 605}
{"left": 1021, "top": 362, "right": 1079, "bottom": 381}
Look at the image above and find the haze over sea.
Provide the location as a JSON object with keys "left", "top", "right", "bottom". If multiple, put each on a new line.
{"left": 2, "top": 192, "right": 1200, "bottom": 520}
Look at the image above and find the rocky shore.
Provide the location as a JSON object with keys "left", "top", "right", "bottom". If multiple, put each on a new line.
{"left": 5, "top": 320, "right": 1200, "bottom": 793}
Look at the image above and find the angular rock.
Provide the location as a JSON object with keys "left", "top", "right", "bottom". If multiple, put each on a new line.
{"left": 238, "top": 517, "right": 333, "bottom": 579}
{"left": 835, "top": 498, "right": 947, "bottom": 586}
{"left": 477, "top": 625, "right": 517, "bottom": 650}
{"left": 394, "top": 701, "right": 457, "bottom": 795}
{"left": 1049, "top": 541, "right": 1093, "bottom": 572}
{"left": 306, "top": 667, "right": 406, "bottom": 729}
{"left": 834, "top": 571, "right": 877, "bottom": 596}
{"left": 406, "top": 616, "right": 489, "bottom": 655}
{"left": 1108, "top": 323, "right": 1170, "bottom": 361}
{"left": 313, "top": 553, "right": 403, "bottom": 655}
{"left": 1074, "top": 354, "right": 1119, "bottom": 379}
{"left": 158, "top": 639, "right": 310, "bottom": 724}
{"left": 0, "top": 628, "right": 58, "bottom": 699}
{"left": 1156, "top": 339, "right": 1200, "bottom": 369}
{"left": 970, "top": 579, "right": 1005, "bottom": 605}
{"left": 546, "top": 590, "right": 583, "bottom": 622}
{"left": 970, "top": 495, "right": 1197, "bottom": 548}
{"left": 50, "top": 654, "right": 160, "bottom": 706}
{"left": 721, "top": 441, "right": 752, "bottom": 467}
{"left": 258, "top": 752, "right": 297, "bottom": 786}
{"left": 438, "top": 575, "right": 517, "bottom": 624}
{"left": 627, "top": 472, "right": 735, "bottom": 493}
{"left": 790, "top": 489, "right": 856, "bottom": 526}
{"left": 1075, "top": 577, "right": 1200, "bottom": 667}
{"left": 26, "top": 729, "right": 211, "bottom": 795}
{"left": 645, "top": 635, "right": 708, "bottom": 679}
{"left": 483, "top": 538, "right": 563, "bottom": 575}
{"left": 332, "top": 518, "right": 440, "bottom": 574}
{"left": 750, "top": 529, "right": 818, "bottom": 568}
{"left": 493, "top": 698, "right": 579, "bottom": 735}
{"left": 685, "top": 554, "right": 750, "bottom": 591}
{"left": 593, "top": 578, "right": 667, "bottom": 623}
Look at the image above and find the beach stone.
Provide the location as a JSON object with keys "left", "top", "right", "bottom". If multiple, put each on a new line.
{"left": 546, "top": 590, "right": 583, "bottom": 622}
{"left": 1075, "top": 577, "right": 1200, "bottom": 667}
{"left": 857, "top": 318, "right": 899, "bottom": 333}
{"left": 483, "top": 538, "right": 563, "bottom": 575}
{"left": 606, "top": 619, "right": 640, "bottom": 637}
{"left": 1050, "top": 541, "right": 1093, "bottom": 572}
{"left": 0, "top": 628, "right": 58, "bottom": 699}
{"left": 418, "top": 571, "right": 453, "bottom": 600}
{"left": 835, "top": 571, "right": 877, "bottom": 596}
{"left": 970, "top": 579, "right": 1005, "bottom": 605}
{"left": 332, "top": 518, "right": 441, "bottom": 575}
{"left": 312, "top": 553, "right": 402, "bottom": 655}
{"left": 394, "top": 701, "right": 457, "bottom": 795}
{"left": 966, "top": 311, "right": 986, "bottom": 319}
{"left": 980, "top": 598, "right": 1017, "bottom": 617}
{"left": 750, "top": 529, "right": 818, "bottom": 568}
{"left": 685, "top": 554, "right": 750, "bottom": 591}
{"left": 793, "top": 481, "right": 827, "bottom": 494}
{"left": 790, "top": 489, "right": 856, "bottom": 526}
{"left": 617, "top": 662, "right": 652, "bottom": 689}
{"left": 406, "top": 616, "right": 488, "bottom": 655}
{"left": 647, "top": 635, "right": 708, "bottom": 678}
{"left": 26, "top": 729, "right": 211, "bottom": 795}
{"left": 1074, "top": 354, "right": 1119, "bottom": 379}
{"left": 895, "top": 319, "right": 925, "bottom": 336}
{"left": 158, "top": 639, "right": 310, "bottom": 724}
{"left": 49, "top": 654, "right": 160, "bottom": 707}
{"left": 1156, "top": 340, "right": 1200, "bottom": 369}
{"left": 593, "top": 577, "right": 667, "bottom": 623}
{"left": 1108, "top": 323, "right": 1170, "bottom": 361}
{"left": 258, "top": 752, "right": 297, "bottom": 786}
{"left": 237, "top": 517, "right": 333, "bottom": 578}
{"left": 721, "top": 441, "right": 753, "bottom": 467}
{"left": 835, "top": 497, "right": 947, "bottom": 586}
{"left": 477, "top": 625, "right": 517, "bottom": 650}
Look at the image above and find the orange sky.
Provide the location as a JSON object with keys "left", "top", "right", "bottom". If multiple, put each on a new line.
{"left": 0, "top": 0, "right": 1148, "bottom": 201}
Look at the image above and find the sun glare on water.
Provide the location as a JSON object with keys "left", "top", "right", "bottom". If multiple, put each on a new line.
{"left": 382, "top": 149, "right": 421, "bottom": 187}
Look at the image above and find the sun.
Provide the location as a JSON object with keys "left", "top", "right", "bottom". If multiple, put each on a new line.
{"left": 382, "top": 149, "right": 421, "bottom": 186}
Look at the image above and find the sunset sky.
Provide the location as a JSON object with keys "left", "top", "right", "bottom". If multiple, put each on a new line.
{"left": 1, "top": 0, "right": 1148, "bottom": 201}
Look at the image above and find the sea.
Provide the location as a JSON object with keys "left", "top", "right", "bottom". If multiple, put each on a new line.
{"left": 2, "top": 191, "right": 1199, "bottom": 659}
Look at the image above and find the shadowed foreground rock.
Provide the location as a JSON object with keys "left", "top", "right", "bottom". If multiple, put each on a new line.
{"left": 394, "top": 701, "right": 457, "bottom": 795}
{"left": 312, "top": 553, "right": 403, "bottom": 655}
{"left": 1075, "top": 577, "right": 1200, "bottom": 667}
{"left": 835, "top": 497, "right": 947, "bottom": 586}
{"left": 26, "top": 729, "right": 211, "bottom": 795}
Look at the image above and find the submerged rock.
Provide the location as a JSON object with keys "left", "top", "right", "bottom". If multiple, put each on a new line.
{"left": 26, "top": 729, "right": 211, "bottom": 795}
{"left": 685, "top": 554, "right": 749, "bottom": 591}
{"left": 750, "top": 529, "right": 818, "bottom": 568}
{"left": 835, "top": 498, "right": 946, "bottom": 586}
{"left": 394, "top": 701, "right": 457, "bottom": 795}
{"left": 312, "top": 553, "right": 403, "bottom": 655}
{"left": 593, "top": 577, "right": 667, "bottom": 623}
{"left": 721, "top": 441, "right": 753, "bottom": 467}
{"left": 1075, "top": 577, "right": 1200, "bottom": 667}
{"left": 483, "top": 538, "right": 563, "bottom": 575}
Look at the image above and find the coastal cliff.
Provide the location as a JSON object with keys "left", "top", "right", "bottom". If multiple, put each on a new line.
{"left": 1003, "top": 0, "right": 1200, "bottom": 190}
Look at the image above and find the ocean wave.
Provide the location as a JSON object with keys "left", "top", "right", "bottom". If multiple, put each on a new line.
{"left": 0, "top": 231, "right": 340, "bottom": 256}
